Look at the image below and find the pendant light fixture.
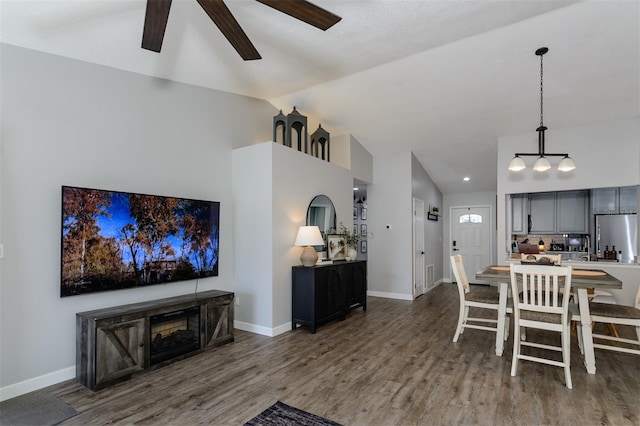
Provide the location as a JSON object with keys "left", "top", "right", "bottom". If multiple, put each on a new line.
{"left": 508, "top": 47, "right": 576, "bottom": 173}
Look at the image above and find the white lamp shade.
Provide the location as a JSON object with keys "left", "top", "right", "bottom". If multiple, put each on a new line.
{"left": 508, "top": 156, "right": 526, "bottom": 171}
{"left": 557, "top": 156, "right": 576, "bottom": 172}
{"left": 533, "top": 156, "right": 551, "bottom": 172}
{"left": 294, "top": 226, "right": 324, "bottom": 246}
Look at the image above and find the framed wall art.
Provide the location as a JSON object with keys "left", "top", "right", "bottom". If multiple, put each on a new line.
{"left": 360, "top": 240, "right": 367, "bottom": 253}
{"left": 327, "top": 234, "right": 346, "bottom": 260}
{"left": 361, "top": 208, "right": 367, "bottom": 220}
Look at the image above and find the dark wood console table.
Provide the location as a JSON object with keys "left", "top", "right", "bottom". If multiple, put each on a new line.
{"left": 292, "top": 260, "right": 367, "bottom": 333}
{"left": 76, "top": 289, "right": 233, "bottom": 390}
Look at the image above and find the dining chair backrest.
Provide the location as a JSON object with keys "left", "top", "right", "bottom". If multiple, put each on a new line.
{"left": 510, "top": 263, "right": 572, "bottom": 315}
{"left": 509, "top": 263, "right": 574, "bottom": 389}
{"left": 450, "top": 255, "right": 470, "bottom": 294}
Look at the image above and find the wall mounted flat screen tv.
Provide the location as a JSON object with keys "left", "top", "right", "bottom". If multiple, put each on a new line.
{"left": 61, "top": 186, "right": 220, "bottom": 297}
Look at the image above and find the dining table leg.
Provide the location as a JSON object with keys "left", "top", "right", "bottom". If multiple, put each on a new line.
{"left": 495, "top": 281, "right": 509, "bottom": 356}
{"left": 577, "top": 287, "right": 596, "bottom": 374}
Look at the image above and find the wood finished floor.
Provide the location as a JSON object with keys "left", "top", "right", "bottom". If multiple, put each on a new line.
{"left": 45, "top": 283, "right": 639, "bottom": 425}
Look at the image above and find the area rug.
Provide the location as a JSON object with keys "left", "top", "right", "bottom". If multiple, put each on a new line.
{"left": 0, "top": 392, "right": 78, "bottom": 426}
{"left": 245, "top": 401, "right": 342, "bottom": 426}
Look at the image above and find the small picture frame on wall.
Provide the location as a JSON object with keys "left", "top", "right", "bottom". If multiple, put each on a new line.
{"left": 353, "top": 225, "right": 358, "bottom": 236}
{"left": 327, "top": 234, "right": 346, "bottom": 260}
{"left": 360, "top": 240, "right": 367, "bottom": 253}
{"left": 361, "top": 207, "right": 367, "bottom": 220}
{"left": 360, "top": 224, "right": 367, "bottom": 237}
{"left": 353, "top": 207, "right": 358, "bottom": 219}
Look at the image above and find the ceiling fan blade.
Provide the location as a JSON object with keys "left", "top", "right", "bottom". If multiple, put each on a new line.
{"left": 196, "top": 0, "right": 261, "bottom": 61}
{"left": 256, "top": 0, "right": 341, "bottom": 31}
{"left": 142, "top": 0, "right": 173, "bottom": 52}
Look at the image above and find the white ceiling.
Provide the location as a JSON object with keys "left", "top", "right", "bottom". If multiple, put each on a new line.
{"left": 2, "top": 0, "right": 638, "bottom": 193}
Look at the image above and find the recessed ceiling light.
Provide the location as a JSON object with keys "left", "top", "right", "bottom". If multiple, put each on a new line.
{"left": 463, "top": 177, "right": 470, "bottom": 181}
{"left": 353, "top": 187, "right": 359, "bottom": 191}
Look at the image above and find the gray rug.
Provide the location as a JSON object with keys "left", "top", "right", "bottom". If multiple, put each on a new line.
{"left": 245, "top": 401, "right": 342, "bottom": 426}
{"left": 0, "top": 392, "right": 78, "bottom": 426}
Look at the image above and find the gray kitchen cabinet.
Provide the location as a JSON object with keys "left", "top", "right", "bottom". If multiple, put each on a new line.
{"left": 619, "top": 186, "right": 638, "bottom": 214}
{"left": 592, "top": 186, "right": 638, "bottom": 214}
{"left": 528, "top": 192, "right": 556, "bottom": 234}
{"left": 592, "top": 188, "right": 619, "bottom": 214}
{"left": 511, "top": 194, "right": 528, "bottom": 234}
{"left": 556, "top": 190, "right": 589, "bottom": 233}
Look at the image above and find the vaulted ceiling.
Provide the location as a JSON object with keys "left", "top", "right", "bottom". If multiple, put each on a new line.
{"left": 2, "top": 1, "right": 638, "bottom": 193}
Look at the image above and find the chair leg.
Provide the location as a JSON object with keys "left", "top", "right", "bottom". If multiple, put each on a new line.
{"left": 576, "top": 323, "right": 584, "bottom": 354}
{"left": 511, "top": 321, "right": 520, "bottom": 377}
{"left": 606, "top": 323, "right": 619, "bottom": 338}
{"left": 563, "top": 326, "right": 573, "bottom": 389}
{"left": 453, "top": 305, "right": 468, "bottom": 342}
{"left": 504, "top": 317, "right": 510, "bottom": 341}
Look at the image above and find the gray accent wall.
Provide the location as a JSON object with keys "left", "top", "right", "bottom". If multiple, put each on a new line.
{"left": 367, "top": 151, "right": 443, "bottom": 299}
{"left": 0, "top": 44, "right": 276, "bottom": 399}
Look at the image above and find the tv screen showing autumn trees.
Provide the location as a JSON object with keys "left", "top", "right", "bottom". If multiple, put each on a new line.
{"left": 61, "top": 186, "right": 220, "bottom": 296}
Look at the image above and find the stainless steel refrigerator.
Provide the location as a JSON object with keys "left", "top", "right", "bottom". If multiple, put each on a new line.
{"left": 595, "top": 214, "right": 638, "bottom": 263}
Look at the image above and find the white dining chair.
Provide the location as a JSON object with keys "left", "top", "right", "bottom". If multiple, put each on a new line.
{"left": 589, "top": 284, "right": 640, "bottom": 355}
{"left": 450, "top": 255, "right": 511, "bottom": 343}
{"left": 510, "top": 263, "right": 574, "bottom": 389}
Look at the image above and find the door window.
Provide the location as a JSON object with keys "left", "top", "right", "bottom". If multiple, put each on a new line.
{"left": 459, "top": 213, "right": 483, "bottom": 224}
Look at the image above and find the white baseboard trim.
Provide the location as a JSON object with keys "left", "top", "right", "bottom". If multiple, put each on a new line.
{"left": 234, "top": 320, "right": 291, "bottom": 337}
{"left": 424, "top": 279, "right": 444, "bottom": 294}
{"left": 0, "top": 366, "right": 75, "bottom": 402}
{"left": 367, "top": 290, "right": 413, "bottom": 301}
{"left": 1, "top": 321, "right": 293, "bottom": 402}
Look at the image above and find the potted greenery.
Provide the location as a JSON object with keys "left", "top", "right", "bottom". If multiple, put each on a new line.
{"left": 338, "top": 223, "right": 360, "bottom": 261}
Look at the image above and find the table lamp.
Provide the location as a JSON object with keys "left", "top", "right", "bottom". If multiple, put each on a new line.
{"left": 294, "top": 226, "right": 324, "bottom": 267}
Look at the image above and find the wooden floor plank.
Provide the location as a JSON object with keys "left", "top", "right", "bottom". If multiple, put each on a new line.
{"left": 31, "top": 283, "right": 640, "bottom": 425}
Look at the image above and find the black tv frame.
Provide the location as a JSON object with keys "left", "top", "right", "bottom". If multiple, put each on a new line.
{"left": 60, "top": 185, "right": 220, "bottom": 297}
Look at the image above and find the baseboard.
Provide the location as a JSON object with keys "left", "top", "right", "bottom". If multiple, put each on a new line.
{"left": 1, "top": 321, "right": 290, "bottom": 402}
{"left": 234, "top": 320, "right": 291, "bottom": 337}
{"left": 0, "top": 366, "right": 75, "bottom": 402}
{"left": 367, "top": 290, "right": 413, "bottom": 301}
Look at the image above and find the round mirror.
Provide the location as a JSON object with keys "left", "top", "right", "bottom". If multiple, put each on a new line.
{"left": 306, "top": 195, "right": 336, "bottom": 239}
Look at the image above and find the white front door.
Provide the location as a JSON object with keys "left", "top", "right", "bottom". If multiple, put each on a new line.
{"left": 413, "top": 198, "right": 425, "bottom": 298}
{"left": 451, "top": 206, "right": 491, "bottom": 283}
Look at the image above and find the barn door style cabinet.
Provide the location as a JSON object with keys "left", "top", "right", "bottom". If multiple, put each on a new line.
{"left": 292, "top": 260, "right": 367, "bottom": 333}
{"left": 77, "top": 290, "right": 234, "bottom": 390}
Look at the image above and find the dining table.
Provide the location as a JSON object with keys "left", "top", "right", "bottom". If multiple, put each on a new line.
{"left": 476, "top": 264, "right": 623, "bottom": 374}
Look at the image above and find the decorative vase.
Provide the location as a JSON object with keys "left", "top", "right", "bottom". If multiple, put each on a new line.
{"left": 348, "top": 247, "right": 357, "bottom": 261}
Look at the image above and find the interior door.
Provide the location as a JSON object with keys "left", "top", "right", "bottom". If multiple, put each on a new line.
{"left": 413, "top": 198, "right": 425, "bottom": 298}
{"left": 451, "top": 206, "right": 491, "bottom": 284}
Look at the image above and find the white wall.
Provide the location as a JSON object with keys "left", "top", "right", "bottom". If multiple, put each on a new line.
{"left": 232, "top": 142, "right": 353, "bottom": 335}
{"left": 368, "top": 152, "right": 413, "bottom": 298}
{"left": 0, "top": 44, "right": 276, "bottom": 400}
{"left": 232, "top": 143, "right": 274, "bottom": 331}
{"left": 350, "top": 135, "right": 374, "bottom": 184}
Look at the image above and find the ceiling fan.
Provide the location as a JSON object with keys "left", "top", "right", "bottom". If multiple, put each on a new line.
{"left": 142, "top": 0, "right": 342, "bottom": 60}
